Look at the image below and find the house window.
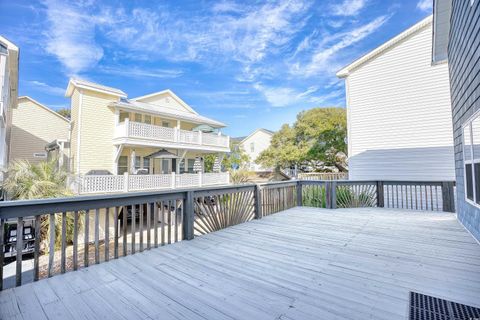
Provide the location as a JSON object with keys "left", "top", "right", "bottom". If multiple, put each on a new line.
{"left": 179, "top": 159, "right": 185, "bottom": 174}
{"left": 162, "top": 121, "right": 170, "bottom": 128}
{"left": 144, "top": 115, "right": 152, "bottom": 124}
{"left": 119, "top": 112, "right": 129, "bottom": 122}
{"left": 143, "top": 158, "right": 150, "bottom": 173}
{"left": 135, "top": 113, "right": 142, "bottom": 122}
{"left": 463, "top": 115, "right": 480, "bottom": 204}
{"left": 118, "top": 156, "right": 128, "bottom": 175}
{"left": 135, "top": 156, "right": 141, "bottom": 172}
{"left": 250, "top": 142, "right": 254, "bottom": 152}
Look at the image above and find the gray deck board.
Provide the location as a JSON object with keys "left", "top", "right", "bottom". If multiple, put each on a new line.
{"left": 1, "top": 207, "right": 479, "bottom": 320}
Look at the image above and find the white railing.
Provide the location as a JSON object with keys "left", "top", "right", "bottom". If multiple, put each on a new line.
{"left": 114, "top": 120, "right": 230, "bottom": 149}
{"left": 80, "top": 172, "right": 230, "bottom": 194}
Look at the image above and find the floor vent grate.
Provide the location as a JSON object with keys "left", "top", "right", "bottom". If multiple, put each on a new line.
{"left": 409, "top": 292, "right": 480, "bottom": 320}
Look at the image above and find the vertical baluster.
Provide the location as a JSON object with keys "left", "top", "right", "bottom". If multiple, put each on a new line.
{"left": 0, "top": 218, "right": 4, "bottom": 290}
{"left": 48, "top": 214, "right": 55, "bottom": 277}
{"left": 430, "top": 185, "right": 433, "bottom": 211}
{"left": 425, "top": 185, "right": 429, "bottom": 211}
{"left": 168, "top": 200, "right": 172, "bottom": 244}
{"left": 154, "top": 202, "right": 159, "bottom": 248}
{"left": 161, "top": 201, "right": 166, "bottom": 246}
{"left": 179, "top": 200, "right": 184, "bottom": 240}
{"left": 95, "top": 209, "right": 100, "bottom": 264}
{"left": 420, "top": 185, "right": 423, "bottom": 210}
{"left": 114, "top": 207, "right": 119, "bottom": 259}
{"left": 147, "top": 203, "right": 151, "bottom": 250}
{"left": 175, "top": 199, "right": 179, "bottom": 243}
{"left": 61, "top": 212, "right": 67, "bottom": 273}
{"left": 132, "top": 205, "right": 136, "bottom": 254}
{"left": 34, "top": 215, "right": 41, "bottom": 280}
{"left": 414, "top": 185, "right": 418, "bottom": 210}
{"left": 435, "top": 186, "right": 439, "bottom": 211}
{"left": 73, "top": 211, "right": 79, "bottom": 270}
{"left": 122, "top": 206, "right": 127, "bottom": 256}
{"left": 409, "top": 185, "right": 413, "bottom": 209}
{"left": 84, "top": 210, "right": 90, "bottom": 267}
{"left": 105, "top": 207, "right": 110, "bottom": 261}
{"left": 16, "top": 217, "right": 24, "bottom": 286}
{"left": 139, "top": 204, "right": 144, "bottom": 252}
{"left": 395, "top": 185, "right": 399, "bottom": 208}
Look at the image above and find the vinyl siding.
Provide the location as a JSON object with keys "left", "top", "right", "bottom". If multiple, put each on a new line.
{"left": 240, "top": 130, "right": 273, "bottom": 171}
{"left": 346, "top": 20, "right": 454, "bottom": 181}
{"left": 69, "top": 90, "right": 80, "bottom": 173}
{"left": 10, "top": 98, "right": 69, "bottom": 164}
{"left": 449, "top": 0, "right": 480, "bottom": 241}
{"left": 77, "top": 91, "right": 118, "bottom": 175}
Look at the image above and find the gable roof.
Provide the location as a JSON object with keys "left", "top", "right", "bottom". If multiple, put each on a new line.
{"left": 18, "top": 96, "right": 70, "bottom": 123}
{"left": 111, "top": 99, "right": 226, "bottom": 128}
{"left": 65, "top": 78, "right": 127, "bottom": 98}
{"left": 336, "top": 15, "right": 433, "bottom": 78}
{"left": 240, "top": 128, "right": 275, "bottom": 145}
{"left": 132, "top": 89, "right": 198, "bottom": 114}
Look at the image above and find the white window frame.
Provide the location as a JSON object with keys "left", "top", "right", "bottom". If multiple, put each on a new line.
{"left": 462, "top": 111, "right": 480, "bottom": 207}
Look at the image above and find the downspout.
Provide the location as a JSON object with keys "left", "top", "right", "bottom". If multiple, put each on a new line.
{"left": 76, "top": 89, "right": 83, "bottom": 175}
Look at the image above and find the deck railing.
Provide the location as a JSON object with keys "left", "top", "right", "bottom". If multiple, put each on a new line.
{"left": 297, "top": 172, "right": 348, "bottom": 180}
{"left": 0, "top": 179, "right": 455, "bottom": 290}
{"left": 115, "top": 120, "right": 230, "bottom": 149}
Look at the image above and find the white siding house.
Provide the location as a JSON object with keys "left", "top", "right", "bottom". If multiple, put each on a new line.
{"left": 239, "top": 128, "right": 274, "bottom": 172}
{"left": 0, "top": 36, "right": 18, "bottom": 184}
{"left": 337, "top": 16, "right": 454, "bottom": 181}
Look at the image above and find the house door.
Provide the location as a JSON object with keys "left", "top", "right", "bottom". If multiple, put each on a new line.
{"left": 161, "top": 159, "right": 172, "bottom": 174}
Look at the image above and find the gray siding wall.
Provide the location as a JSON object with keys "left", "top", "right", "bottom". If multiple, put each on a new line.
{"left": 449, "top": 0, "right": 480, "bottom": 241}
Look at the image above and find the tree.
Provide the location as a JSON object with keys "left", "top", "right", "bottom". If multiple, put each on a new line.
{"left": 203, "top": 141, "right": 250, "bottom": 172}
{"left": 3, "top": 159, "right": 77, "bottom": 250}
{"left": 56, "top": 108, "right": 71, "bottom": 119}
{"left": 256, "top": 107, "right": 347, "bottom": 171}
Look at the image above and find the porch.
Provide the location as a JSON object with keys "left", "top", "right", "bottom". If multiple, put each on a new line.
{"left": 1, "top": 206, "right": 479, "bottom": 320}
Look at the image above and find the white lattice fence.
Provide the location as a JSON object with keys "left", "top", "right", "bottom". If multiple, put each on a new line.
{"left": 128, "top": 174, "right": 172, "bottom": 191}
{"left": 178, "top": 129, "right": 200, "bottom": 144}
{"left": 176, "top": 174, "right": 201, "bottom": 188}
{"left": 81, "top": 175, "right": 125, "bottom": 194}
{"left": 202, "top": 172, "right": 229, "bottom": 185}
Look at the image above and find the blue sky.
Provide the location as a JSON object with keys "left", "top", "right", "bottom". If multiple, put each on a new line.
{"left": 0, "top": 0, "right": 433, "bottom": 137}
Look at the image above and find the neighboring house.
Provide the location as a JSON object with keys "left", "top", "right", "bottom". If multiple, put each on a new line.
{"left": 337, "top": 16, "right": 454, "bottom": 181}
{"left": 0, "top": 36, "right": 18, "bottom": 185}
{"left": 239, "top": 128, "right": 274, "bottom": 171}
{"left": 9, "top": 96, "right": 70, "bottom": 168}
{"left": 432, "top": 0, "right": 480, "bottom": 241}
{"left": 66, "top": 78, "right": 230, "bottom": 193}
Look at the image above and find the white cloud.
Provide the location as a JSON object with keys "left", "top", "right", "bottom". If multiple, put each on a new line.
{"left": 416, "top": 0, "right": 433, "bottom": 12}
{"left": 331, "top": 0, "right": 367, "bottom": 16}
{"left": 25, "top": 80, "right": 65, "bottom": 96}
{"left": 99, "top": 66, "right": 183, "bottom": 78}
{"left": 254, "top": 83, "right": 336, "bottom": 107}
{"left": 290, "top": 15, "right": 389, "bottom": 76}
{"left": 42, "top": 0, "right": 105, "bottom": 75}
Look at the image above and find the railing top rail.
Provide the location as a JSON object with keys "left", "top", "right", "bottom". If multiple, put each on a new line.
{"left": 258, "top": 180, "right": 298, "bottom": 188}
{"left": 381, "top": 180, "right": 456, "bottom": 186}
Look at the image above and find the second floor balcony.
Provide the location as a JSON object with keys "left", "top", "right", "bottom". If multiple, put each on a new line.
{"left": 114, "top": 119, "right": 230, "bottom": 152}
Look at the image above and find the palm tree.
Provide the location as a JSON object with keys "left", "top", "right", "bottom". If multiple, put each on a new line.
{"left": 3, "top": 159, "right": 77, "bottom": 250}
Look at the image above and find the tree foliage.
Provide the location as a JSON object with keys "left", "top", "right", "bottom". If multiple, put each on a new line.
{"left": 56, "top": 108, "right": 71, "bottom": 119}
{"left": 256, "top": 107, "right": 347, "bottom": 170}
{"left": 203, "top": 140, "right": 250, "bottom": 172}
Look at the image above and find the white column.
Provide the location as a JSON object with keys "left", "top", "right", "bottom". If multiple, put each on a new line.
{"left": 114, "top": 109, "right": 120, "bottom": 126}
{"left": 171, "top": 172, "right": 176, "bottom": 189}
{"left": 123, "top": 172, "right": 129, "bottom": 192}
{"left": 125, "top": 118, "right": 130, "bottom": 137}
{"left": 199, "top": 131, "right": 203, "bottom": 145}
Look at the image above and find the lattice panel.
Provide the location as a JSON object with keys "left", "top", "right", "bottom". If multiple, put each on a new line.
{"left": 81, "top": 175, "right": 125, "bottom": 193}
{"left": 129, "top": 121, "right": 175, "bottom": 141}
{"left": 128, "top": 174, "right": 172, "bottom": 191}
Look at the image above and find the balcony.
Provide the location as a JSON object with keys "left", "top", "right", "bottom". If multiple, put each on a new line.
{"left": 114, "top": 120, "right": 230, "bottom": 152}
{"left": 78, "top": 172, "right": 230, "bottom": 194}
{"left": 1, "top": 180, "right": 479, "bottom": 320}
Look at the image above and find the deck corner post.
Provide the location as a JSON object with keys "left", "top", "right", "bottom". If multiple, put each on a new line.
{"left": 325, "top": 181, "right": 332, "bottom": 209}
{"left": 442, "top": 181, "right": 455, "bottom": 213}
{"left": 184, "top": 191, "right": 195, "bottom": 240}
{"left": 254, "top": 184, "right": 262, "bottom": 219}
{"left": 376, "top": 181, "right": 385, "bottom": 208}
{"left": 296, "top": 181, "right": 303, "bottom": 206}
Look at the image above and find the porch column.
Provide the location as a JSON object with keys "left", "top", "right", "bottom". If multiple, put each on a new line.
{"left": 130, "top": 149, "right": 136, "bottom": 174}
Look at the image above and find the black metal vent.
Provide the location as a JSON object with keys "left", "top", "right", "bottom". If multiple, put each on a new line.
{"left": 409, "top": 292, "right": 480, "bottom": 320}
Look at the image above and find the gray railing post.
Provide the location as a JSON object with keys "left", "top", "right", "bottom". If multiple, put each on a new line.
{"left": 183, "top": 191, "right": 195, "bottom": 240}
{"left": 330, "top": 181, "right": 337, "bottom": 209}
{"left": 254, "top": 184, "right": 262, "bottom": 219}
{"left": 325, "top": 182, "right": 332, "bottom": 209}
{"left": 376, "top": 181, "right": 385, "bottom": 208}
{"left": 296, "top": 181, "right": 303, "bottom": 206}
{"left": 442, "top": 182, "right": 455, "bottom": 213}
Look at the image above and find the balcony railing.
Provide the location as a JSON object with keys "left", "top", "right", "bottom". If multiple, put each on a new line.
{"left": 0, "top": 179, "right": 456, "bottom": 290}
{"left": 115, "top": 120, "right": 230, "bottom": 149}
{"left": 79, "top": 172, "right": 230, "bottom": 194}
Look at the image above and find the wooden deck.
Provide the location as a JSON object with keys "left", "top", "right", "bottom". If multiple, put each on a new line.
{"left": 1, "top": 207, "right": 479, "bottom": 320}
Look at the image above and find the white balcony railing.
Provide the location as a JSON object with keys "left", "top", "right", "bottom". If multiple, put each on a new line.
{"left": 115, "top": 120, "right": 230, "bottom": 149}
{"left": 79, "top": 172, "right": 230, "bottom": 194}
